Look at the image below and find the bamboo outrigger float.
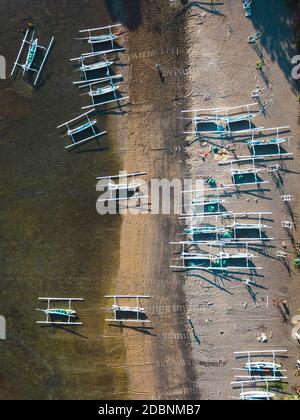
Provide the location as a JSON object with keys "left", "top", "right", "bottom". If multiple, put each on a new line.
{"left": 96, "top": 172, "right": 148, "bottom": 203}
{"left": 81, "top": 79, "right": 129, "bottom": 109}
{"left": 36, "top": 297, "right": 84, "bottom": 326}
{"left": 105, "top": 295, "right": 151, "bottom": 323}
{"left": 181, "top": 103, "right": 259, "bottom": 135}
{"left": 222, "top": 160, "right": 269, "bottom": 188}
{"left": 57, "top": 109, "right": 106, "bottom": 150}
{"left": 11, "top": 30, "right": 54, "bottom": 86}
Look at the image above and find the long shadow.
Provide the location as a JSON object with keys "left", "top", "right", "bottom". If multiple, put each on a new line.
{"left": 39, "top": 324, "right": 88, "bottom": 339}
{"left": 188, "top": 273, "right": 233, "bottom": 294}
{"left": 108, "top": 323, "right": 156, "bottom": 336}
{"left": 104, "top": 0, "right": 142, "bottom": 31}
{"left": 251, "top": 0, "right": 298, "bottom": 93}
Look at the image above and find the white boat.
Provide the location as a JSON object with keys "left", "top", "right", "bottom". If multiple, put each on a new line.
{"left": 23, "top": 38, "right": 38, "bottom": 73}
{"left": 87, "top": 34, "right": 118, "bottom": 44}
{"left": 79, "top": 60, "right": 113, "bottom": 72}
{"left": 68, "top": 119, "right": 97, "bottom": 136}
{"left": 89, "top": 84, "right": 119, "bottom": 97}
{"left": 112, "top": 305, "right": 145, "bottom": 314}
{"left": 246, "top": 362, "right": 282, "bottom": 371}
{"left": 37, "top": 308, "right": 77, "bottom": 318}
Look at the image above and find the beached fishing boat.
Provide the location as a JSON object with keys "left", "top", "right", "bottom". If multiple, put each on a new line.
{"left": 37, "top": 308, "right": 77, "bottom": 318}
{"left": 76, "top": 24, "right": 122, "bottom": 44}
{"left": 179, "top": 211, "right": 273, "bottom": 244}
{"left": 36, "top": 297, "right": 84, "bottom": 326}
{"left": 11, "top": 30, "right": 54, "bottom": 86}
{"left": 79, "top": 60, "right": 113, "bottom": 72}
{"left": 181, "top": 103, "right": 259, "bottom": 135}
{"left": 67, "top": 119, "right": 97, "bottom": 136}
{"left": 88, "top": 83, "right": 119, "bottom": 97}
{"left": 58, "top": 109, "right": 106, "bottom": 150}
{"left": 87, "top": 34, "right": 118, "bottom": 44}
{"left": 247, "top": 137, "right": 286, "bottom": 146}
{"left": 105, "top": 296, "right": 151, "bottom": 323}
{"left": 112, "top": 305, "right": 146, "bottom": 314}
{"left": 243, "top": 0, "right": 252, "bottom": 17}
{"left": 96, "top": 172, "right": 148, "bottom": 203}
{"left": 73, "top": 24, "right": 125, "bottom": 60}
{"left": 23, "top": 38, "right": 38, "bottom": 73}
{"left": 81, "top": 79, "right": 129, "bottom": 109}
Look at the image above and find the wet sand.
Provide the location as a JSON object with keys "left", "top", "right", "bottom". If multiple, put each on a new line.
{"left": 0, "top": 0, "right": 193, "bottom": 401}
{"left": 0, "top": 0, "right": 127, "bottom": 400}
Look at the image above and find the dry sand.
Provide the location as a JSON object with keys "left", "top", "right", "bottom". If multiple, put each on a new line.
{"left": 176, "top": 0, "right": 300, "bottom": 400}
{"left": 107, "top": 0, "right": 300, "bottom": 400}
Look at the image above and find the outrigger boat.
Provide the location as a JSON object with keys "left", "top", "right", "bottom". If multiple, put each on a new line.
{"left": 245, "top": 362, "right": 282, "bottom": 372}
{"left": 78, "top": 60, "right": 114, "bottom": 72}
{"left": 243, "top": 0, "right": 252, "bottom": 17}
{"left": 181, "top": 186, "right": 230, "bottom": 216}
{"left": 181, "top": 103, "right": 259, "bottom": 135}
{"left": 73, "top": 57, "right": 123, "bottom": 87}
{"left": 36, "top": 297, "right": 84, "bottom": 326}
{"left": 76, "top": 24, "right": 122, "bottom": 45}
{"left": 23, "top": 38, "right": 38, "bottom": 75}
{"left": 233, "top": 349, "right": 288, "bottom": 380}
{"left": 171, "top": 243, "right": 260, "bottom": 271}
{"left": 11, "top": 30, "right": 54, "bottom": 86}
{"left": 105, "top": 295, "right": 151, "bottom": 323}
{"left": 222, "top": 160, "right": 269, "bottom": 188}
{"left": 68, "top": 119, "right": 97, "bottom": 136}
{"left": 72, "top": 24, "right": 125, "bottom": 61}
{"left": 82, "top": 80, "right": 129, "bottom": 109}
{"left": 220, "top": 136, "right": 293, "bottom": 164}
{"left": 57, "top": 109, "right": 106, "bottom": 150}
{"left": 96, "top": 172, "right": 148, "bottom": 203}
{"left": 87, "top": 83, "right": 119, "bottom": 98}
{"left": 180, "top": 211, "right": 272, "bottom": 244}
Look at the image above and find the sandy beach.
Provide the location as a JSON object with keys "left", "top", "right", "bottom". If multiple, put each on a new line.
{"left": 1, "top": 0, "right": 300, "bottom": 401}
{"left": 103, "top": 0, "right": 197, "bottom": 399}
{"left": 110, "top": 0, "right": 300, "bottom": 400}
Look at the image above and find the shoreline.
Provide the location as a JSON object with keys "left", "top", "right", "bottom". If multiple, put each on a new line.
{"left": 110, "top": 0, "right": 197, "bottom": 399}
